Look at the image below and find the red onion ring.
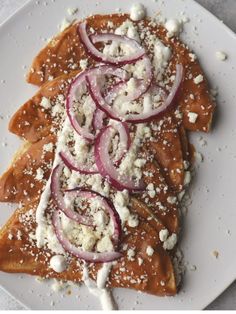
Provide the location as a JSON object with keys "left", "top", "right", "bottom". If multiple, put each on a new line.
{"left": 104, "top": 80, "right": 128, "bottom": 104}
{"left": 59, "top": 151, "right": 98, "bottom": 174}
{"left": 52, "top": 209, "right": 122, "bottom": 263}
{"left": 66, "top": 69, "right": 95, "bottom": 142}
{"left": 65, "top": 188, "right": 122, "bottom": 245}
{"left": 87, "top": 64, "right": 183, "bottom": 123}
{"left": 66, "top": 65, "right": 128, "bottom": 138}
{"left": 125, "top": 64, "right": 184, "bottom": 122}
{"left": 86, "top": 74, "right": 122, "bottom": 122}
{"left": 95, "top": 126, "right": 145, "bottom": 191}
{"left": 92, "top": 81, "right": 131, "bottom": 130}
{"left": 50, "top": 163, "right": 93, "bottom": 225}
{"left": 92, "top": 109, "right": 105, "bottom": 130}
{"left": 78, "top": 22, "right": 145, "bottom": 65}
{"left": 110, "top": 122, "right": 131, "bottom": 165}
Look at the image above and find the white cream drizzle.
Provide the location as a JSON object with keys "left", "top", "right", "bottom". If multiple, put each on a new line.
{"left": 83, "top": 263, "right": 115, "bottom": 310}
{"left": 36, "top": 118, "right": 71, "bottom": 247}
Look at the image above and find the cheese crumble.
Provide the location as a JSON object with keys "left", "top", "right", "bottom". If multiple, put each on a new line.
{"left": 193, "top": 74, "right": 204, "bottom": 85}
{"left": 130, "top": 3, "right": 146, "bottom": 21}
{"left": 215, "top": 51, "right": 227, "bottom": 61}
{"left": 187, "top": 112, "right": 198, "bottom": 123}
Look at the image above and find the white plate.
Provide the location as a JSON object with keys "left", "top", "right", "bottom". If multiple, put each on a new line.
{"left": 0, "top": 0, "right": 236, "bottom": 310}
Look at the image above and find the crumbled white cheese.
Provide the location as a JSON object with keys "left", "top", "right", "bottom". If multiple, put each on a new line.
{"left": 146, "top": 246, "right": 154, "bottom": 256}
{"left": 127, "top": 25, "right": 140, "bottom": 42}
{"left": 115, "top": 205, "right": 130, "bottom": 225}
{"left": 127, "top": 248, "right": 135, "bottom": 261}
{"left": 63, "top": 166, "right": 71, "bottom": 179}
{"left": 43, "top": 142, "right": 53, "bottom": 153}
{"left": 147, "top": 183, "right": 156, "bottom": 198}
{"left": 115, "top": 20, "right": 140, "bottom": 45}
{"left": 215, "top": 51, "right": 227, "bottom": 61}
{"left": 134, "top": 158, "right": 146, "bottom": 168}
{"left": 52, "top": 103, "right": 64, "bottom": 117}
{"left": 57, "top": 94, "right": 65, "bottom": 102}
{"left": 187, "top": 112, "right": 198, "bottom": 123}
{"left": 195, "top": 151, "right": 203, "bottom": 163}
{"left": 8, "top": 233, "right": 13, "bottom": 240}
{"left": 189, "top": 265, "right": 197, "bottom": 271}
{"left": 183, "top": 160, "right": 190, "bottom": 170}
{"left": 165, "top": 19, "right": 182, "bottom": 37}
{"left": 40, "top": 96, "right": 51, "bottom": 109}
{"left": 67, "top": 7, "right": 78, "bottom": 16}
{"left": 107, "top": 21, "right": 114, "bottom": 28}
{"left": 103, "top": 41, "right": 119, "bottom": 57}
{"left": 190, "top": 94, "right": 195, "bottom": 100}
{"left": 163, "top": 233, "right": 177, "bottom": 250}
{"left": 16, "top": 230, "right": 22, "bottom": 240}
{"left": 167, "top": 196, "right": 177, "bottom": 204}
{"left": 159, "top": 229, "right": 169, "bottom": 242}
{"left": 148, "top": 190, "right": 156, "bottom": 198}
{"left": 127, "top": 214, "right": 139, "bottom": 228}
{"left": 184, "top": 171, "right": 191, "bottom": 186}
{"left": 82, "top": 232, "right": 97, "bottom": 251}
{"left": 189, "top": 53, "right": 197, "bottom": 62}
{"left": 138, "top": 257, "right": 143, "bottom": 266}
{"left": 97, "top": 235, "right": 113, "bottom": 253}
{"left": 147, "top": 183, "right": 154, "bottom": 190}
{"left": 130, "top": 3, "right": 146, "bottom": 21}
{"left": 50, "top": 255, "right": 67, "bottom": 273}
{"left": 60, "top": 18, "right": 71, "bottom": 32}
{"left": 193, "top": 74, "right": 203, "bottom": 85}
{"left": 126, "top": 78, "right": 137, "bottom": 95}
{"left": 154, "top": 40, "right": 172, "bottom": 62}
{"left": 114, "top": 190, "right": 129, "bottom": 207}
{"left": 94, "top": 211, "right": 108, "bottom": 229}
{"left": 153, "top": 39, "right": 172, "bottom": 81}
{"left": 210, "top": 88, "right": 218, "bottom": 97}
{"left": 35, "top": 168, "right": 44, "bottom": 181}
{"left": 79, "top": 59, "right": 88, "bottom": 70}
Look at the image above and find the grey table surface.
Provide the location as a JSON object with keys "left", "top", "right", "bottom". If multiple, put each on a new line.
{"left": 0, "top": 0, "right": 236, "bottom": 310}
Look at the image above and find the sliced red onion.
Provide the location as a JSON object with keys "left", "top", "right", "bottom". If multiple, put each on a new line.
{"left": 66, "top": 69, "right": 96, "bottom": 142}
{"left": 66, "top": 66, "right": 128, "bottom": 139}
{"left": 95, "top": 126, "right": 145, "bottom": 191}
{"left": 91, "top": 81, "right": 133, "bottom": 131}
{"left": 110, "top": 122, "right": 131, "bottom": 165}
{"left": 92, "top": 109, "right": 105, "bottom": 130}
{"left": 104, "top": 80, "right": 128, "bottom": 104}
{"left": 125, "top": 64, "right": 184, "bottom": 122}
{"left": 78, "top": 22, "right": 145, "bottom": 65}
{"left": 65, "top": 188, "right": 122, "bottom": 245}
{"left": 87, "top": 64, "right": 183, "bottom": 123}
{"left": 59, "top": 125, "right": 130, "bottom": 172}
{"left": 86, "top": 74, "right": 123, "bottom": 122}
{"left": 52, "top": 209, "right": 122, "bottom": 263}
{"left": 59, "top": 151, "right": 98, "bottom": 174}
{"left": 50, "top": 163, "right": 93, "bottom": 225}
